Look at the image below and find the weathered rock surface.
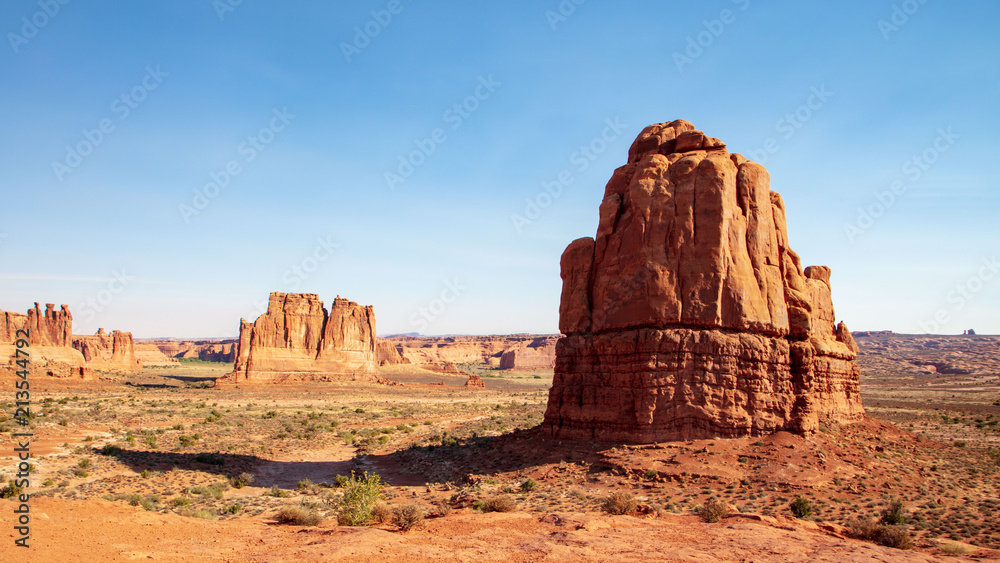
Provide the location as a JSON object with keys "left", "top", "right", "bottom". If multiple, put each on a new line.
{"left": 499, "top": 336, "right": 558, "bottom": 369}
{"left": 216, "top": 292, "right": 381, "bottom": 385}
{"left": 385, "top": 335, "right": 557, "bottom": 369}
{"left": 134, "top": 343, "right": 180, "bottom": 366}
{"left": 543, "top": 120, "right": 863, "bottom": 443}
{"left": 145, "top": 339, "right": 237, "bottom": 363}
{"left": 464, "top": 375, "right": 485, "bottom": 388}
{"left": 72, "top": 328, "right": 141, "bottom": 372}
{"left": 1, "top": 303, "right": 139, "bottom": 376}
{"left": 376, "top": 339, "right": 408, "bottom": 366}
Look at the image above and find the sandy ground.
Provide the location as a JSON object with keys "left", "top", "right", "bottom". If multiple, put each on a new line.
{"left": 0, "top": 496, "right": 985, "bottom": 562}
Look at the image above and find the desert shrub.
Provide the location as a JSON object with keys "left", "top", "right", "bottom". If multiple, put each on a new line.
{"left": 644, "top": 469, "right": 658, "bottom": 480}
{"left": 78, "top": 458, "right": 92, "bottom": 469}
{"left": 183, "top": 508, "right": 217, "bottom": 520}
{"left": 333, "top": 471, "right": 384, "bottom": 526}
{"left": 848, "top": 518, "right": 913, "bottom": 550}
{"left": 0, "top": 481, "right": 23, "bottom": 499}
{"left": 171, "top": 497, "right": 192, "bottom": 507}
{"left": 601, "top": 491, "right": 636, "bottom": 515}
{"left": 434, "top": 500, "right": 452, "bottom": 516}
{"left": 229, "top": 472, "right": 254, "bottom": 488}
{"left": 485, "top": 495, "right": 517, "bottom": 513}
{"left": 100, "top": 444, "right": 122, "bottom": 456}
{"left": 371, "top": 503, "right": 392, "bottom": 524}
{"left": 74, "top": 469, "right": 88, "bottom": 478}
{"left": 224, "top": 503, "right": 242, "bottom": 515}
{"left": 520, "top": 478, "right": 537, "bottom": 493}
{"left": 790, "top": 496, "right": 812, "bottom": 519}
{"left": 266, "top": 486, "right": 289, "bottom": 498}
{"left": 393, "top": 504, "right": 424, "bottom": 531}
{"left": 297, "top": 478, "right": 314, "bottom": 491}
{"left": 738, "top": 456, "right": 749, "bottom": 463}
{"left": 276, "top": 506, "right": 321, "bottom": 526}
{"left": 879, "top": 499, "right": 908, "bottom": 525}
{"left": 699, "top": 499, "right": 730, "bottom": 523}
{"left": 940, "top": 542, "right": 973, "bottom": 555}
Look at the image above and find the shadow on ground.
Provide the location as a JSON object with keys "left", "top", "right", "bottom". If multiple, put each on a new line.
{"left": 106, "top": 428, "right": 623, "bottom": 489}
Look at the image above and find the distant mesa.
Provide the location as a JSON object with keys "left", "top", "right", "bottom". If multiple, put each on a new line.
{"left": 215, "top": 292, "right": 387, "bottom": 386}
{"left": 379, "top": 334, "right": 557, "bottom": 369}
{"left": 543, "top": 120, "right": 864, "bottom": 443}
{"left": 1, "top": 302, "right": 140, "bottom": 377}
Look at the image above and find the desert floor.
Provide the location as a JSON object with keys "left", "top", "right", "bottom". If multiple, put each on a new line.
{"left": 2, "top": 335, "right": 999, "bottom": 561}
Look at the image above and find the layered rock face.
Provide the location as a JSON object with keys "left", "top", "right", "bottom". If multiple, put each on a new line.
{"left": 498, "top": 336, "right": 558, "bottom": 369}
{"left": 148, "top": 339, "right": 237, "bottom": 363}
{"left": 217, "top": 292, "right": 379, "bottom": 385}
{"left": 543, "top": 120, "right": 863, "bottom": 443}
{"left": 1, "top": 303, "right": 73, "bottom": 346}
{"left": 1, "top": 303, "right": 139, "bottom": 376}
{"left": 72, "top": 328, "right": 140, "bottom": 371}
{"left": 385, "top": 335, "right": 557, "bottom": 369}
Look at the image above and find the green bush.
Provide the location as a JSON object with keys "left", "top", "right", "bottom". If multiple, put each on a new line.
{"left": 100, "top": 444, "right": 122, "bottom": 456}
{"left": 520, "top": 478, "right": 537, "bottom": 493}
{"left": 0, "top": 481, "right": 24, "bottom": 499}
{"left": 333, "top": 471, "right": 384, "bottom": 526}
{"left": 879, "top": 499, "right": 908, "bottom": 525}
{"left": 790, "top": 496, "right": 812, "bottom": 519}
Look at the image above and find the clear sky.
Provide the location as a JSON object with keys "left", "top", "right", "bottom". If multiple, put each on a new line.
{"left": 1, "top": 1, "right": 997, "bottom": 338}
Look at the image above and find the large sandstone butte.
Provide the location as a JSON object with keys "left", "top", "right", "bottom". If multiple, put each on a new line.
{"left": 543, "top": 120, "right": 863, "bottom": 443}
{"left": 216, "top": 292, "right": 380, "bottom": 385}
{"left": 0, "top": 303, "right": 140, "bottom": 376}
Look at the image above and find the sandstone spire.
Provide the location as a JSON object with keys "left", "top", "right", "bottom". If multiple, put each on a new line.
{"left": 543, "top": 120, "right": 863, "bottom": 442}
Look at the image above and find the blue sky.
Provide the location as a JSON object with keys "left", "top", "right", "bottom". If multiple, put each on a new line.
{"left": 1, "top": 0, "right": 997, "bottom": 338}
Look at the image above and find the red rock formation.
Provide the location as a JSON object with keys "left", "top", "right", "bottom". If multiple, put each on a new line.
{"left": 383, "top": 335, "right": 559, "bottom": 368}
{"left": 147, "top": 339, "right": 237, "bottom": 362}
{"left": 1, "top": 303, "right": 139, "bottom": 375}
{"left": 216, "top": 292, "right": 380, "bottom": 385}
{"left": 376, "top": 339, "right": 408, "bottom": 366}
{"left": 498, "top": 336, "right": 558, "bottom": 369}
{"left": 134, "top": 343, "right": 179, "bottom": 366}
{"left": 1, "top": 303, "right": 72, "bottom": 346}
{"left": 72, "top": 328, "right": 141, "bottom": 372}
{"left": 543, "top": 120, "right": 863, "bottom": 443}
{"left": 464, "top": 375, "right": 485, "bottom": 388}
